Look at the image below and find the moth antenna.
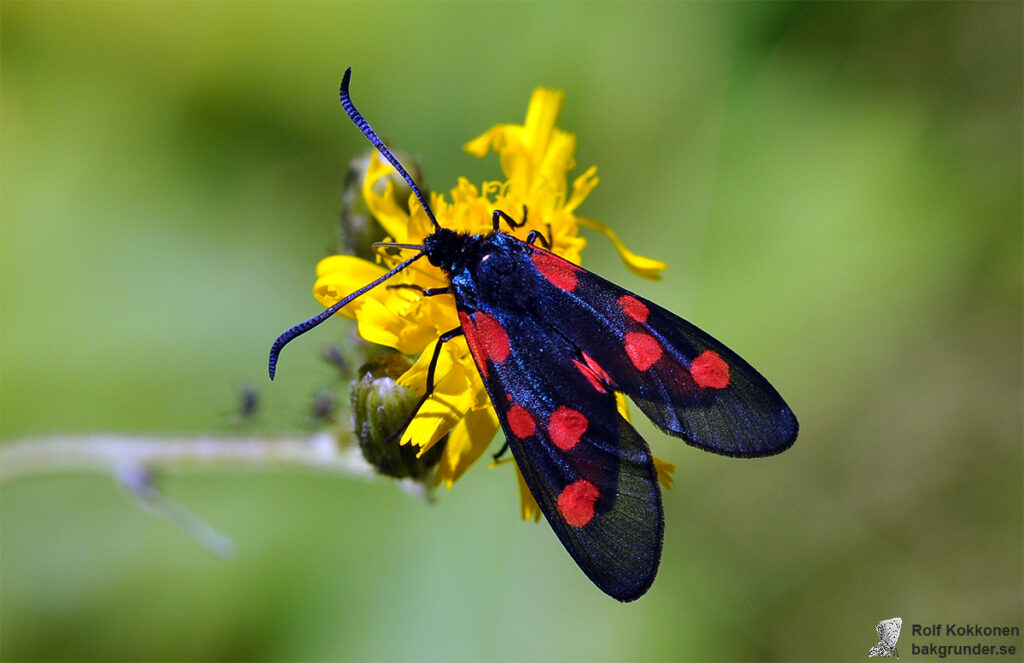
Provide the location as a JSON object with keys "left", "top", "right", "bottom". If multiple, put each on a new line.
{"left": 340, "top": 67, "right": 440, "bottom": 231}
{"left": 268, "top": 251, "right": 426, "bottom": 379}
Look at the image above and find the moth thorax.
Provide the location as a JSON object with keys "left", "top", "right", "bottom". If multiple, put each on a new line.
{"left": 471, "top": 244, "right": 536, "bottom": 307}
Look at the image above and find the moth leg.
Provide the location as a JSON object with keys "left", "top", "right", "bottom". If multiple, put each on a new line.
{"left": 491, "top": 205, "right": 529, "bottom": 231}
{"left": 526, "top": 229, "right": 551, "bottom": 249}
{"left": 387, "top": 326, "right": 464, "bottom": 443}
{"left": 525, "top": 219, "right": 553, "bottom": 249}
{"left": 491, "top": 439, "right": 511, "bottom": 462}
{"left": 424, "top": 327, "right": 464, "bottom": 394}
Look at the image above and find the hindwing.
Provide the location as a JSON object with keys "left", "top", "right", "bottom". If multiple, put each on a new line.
{"left": 457, "top": 305, "right": 663, "bottom": 602}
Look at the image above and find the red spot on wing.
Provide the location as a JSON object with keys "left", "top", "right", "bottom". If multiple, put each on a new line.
{"left": 618, "top": 295, "right": 649, "bottom": 323}
{"left": 459, "top": 310, "right": 489, "bottom": 379}
{"left": 624, "top": 332, "right": 663, "bottom": 371}
{"left": 531, "top": 251, "right": 579, "bottom": 291}
{"left": 548, "top": 406, "right": 588, "bottom": 451}
{"left": 572, "top": 351, "right": 612, "bottom": 393}
{"left": 557, "top": 479, "right": 599, "bottom": 528}
{"left": 473, "top": 312, "right": 510, "bottom": 363}
{"left": 691, "top": 350, "right": 730, "bottom": 389}
{"left": 507, "top": 404, "right": 536, "bottom": 439}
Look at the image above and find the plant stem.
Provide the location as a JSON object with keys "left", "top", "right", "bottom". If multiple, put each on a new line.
{"left": 0, "top": 432, "right": 374, "bottom": 481}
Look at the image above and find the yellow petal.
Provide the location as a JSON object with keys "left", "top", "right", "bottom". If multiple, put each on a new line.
{"left": 578, "top": 216, "right": 666, "bottom": 280}
{"left": 464, "top": 127, "right": 504, "bottom": 158}
{"left": 405, "top": 198, "right": 437, "bottom": 243}
{"left": 316, "top": 254, "right": 385, "bottom": 281}
{"left": 398, "top": 340, "right": 478, "bottom": 453}
{"left": 515, "top": 463, "right": 542, "bottom": 522}
{"left": 399, "top": 286, "right": 460, "bottom": 333}
{"left": 616, "top": 392, "right": 674, "bottom": 488}
{"left": 313, "top": 256, "right": 389, "bottom": 319}
{"left": 436, "top": 404, "right": 500, "bottom": 488}
{"left": 564, "top": 166, "right": 599, "bottom": 213}
{"left": 535, "top": 130, "right": 576, "bottom": 201}
{"left": 499, "top": 139, "right": 532, "bottom": 190}
{"left": 362, "top": 153, "right": 414, "bottom": 242}
{"left": 615, "top": 391, "right": 632, "bottom": 423}
{"left": 653, "top": 456, "right": 676, "bottom": 490}
{"left": 399, "top": 336, "right": 462, "bottom": 393}
{"left": 353, "top": 296, "right": 436, "bottom": 354}
{"left": 351, "top": 297, "right": 404, "bottom": 346}
{"left": 399, "top": 373, "right": 474, "bottom": 453}
{"left": 465, "top": 89, "right": 566, "bottom": 188}
{"left": 522, "top": 88, "right": 564, "bottom": 161}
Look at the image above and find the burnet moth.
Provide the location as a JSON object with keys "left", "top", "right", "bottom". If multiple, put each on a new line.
{"left": 269, "top": 68, "right": 798, "bottom": 601}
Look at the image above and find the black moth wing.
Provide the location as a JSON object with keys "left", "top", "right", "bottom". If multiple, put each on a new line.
{"left": 449, "top": 234, "right": 663, "bottom": 602}
{"left": 525, "top": 245, "right": 799, "bottom": 457}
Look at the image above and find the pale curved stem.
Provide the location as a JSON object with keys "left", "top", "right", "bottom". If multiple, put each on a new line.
{"left": 0, "top": 433, "right": 432, "bottom": 501}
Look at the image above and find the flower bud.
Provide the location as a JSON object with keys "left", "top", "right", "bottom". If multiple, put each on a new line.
{"left": 350, "top": 353, "right": 444, "bottom": 479}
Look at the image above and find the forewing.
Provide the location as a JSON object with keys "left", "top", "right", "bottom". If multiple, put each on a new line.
{"left": 458, "top": 304, "right": 663, "bottom": 602}
{"left": 527, "top": 246, "right": 798, "bottom": 457}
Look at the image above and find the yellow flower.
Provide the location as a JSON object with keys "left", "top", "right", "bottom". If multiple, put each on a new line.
{"left": 313, "top": 88, "right": 672, "bottom": 511}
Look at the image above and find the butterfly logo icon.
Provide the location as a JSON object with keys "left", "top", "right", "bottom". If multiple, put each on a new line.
{"left": 869, "top": 617, "right": 902, "bottom": 657}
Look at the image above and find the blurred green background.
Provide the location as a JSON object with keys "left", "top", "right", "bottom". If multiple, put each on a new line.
{"left": 2, "top": 2, "right": 1021, "bottom": 661}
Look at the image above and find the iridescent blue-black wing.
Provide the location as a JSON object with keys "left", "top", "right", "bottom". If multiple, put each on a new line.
{"left": 450, "top": 232, "right": 796, "bottom": 601}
